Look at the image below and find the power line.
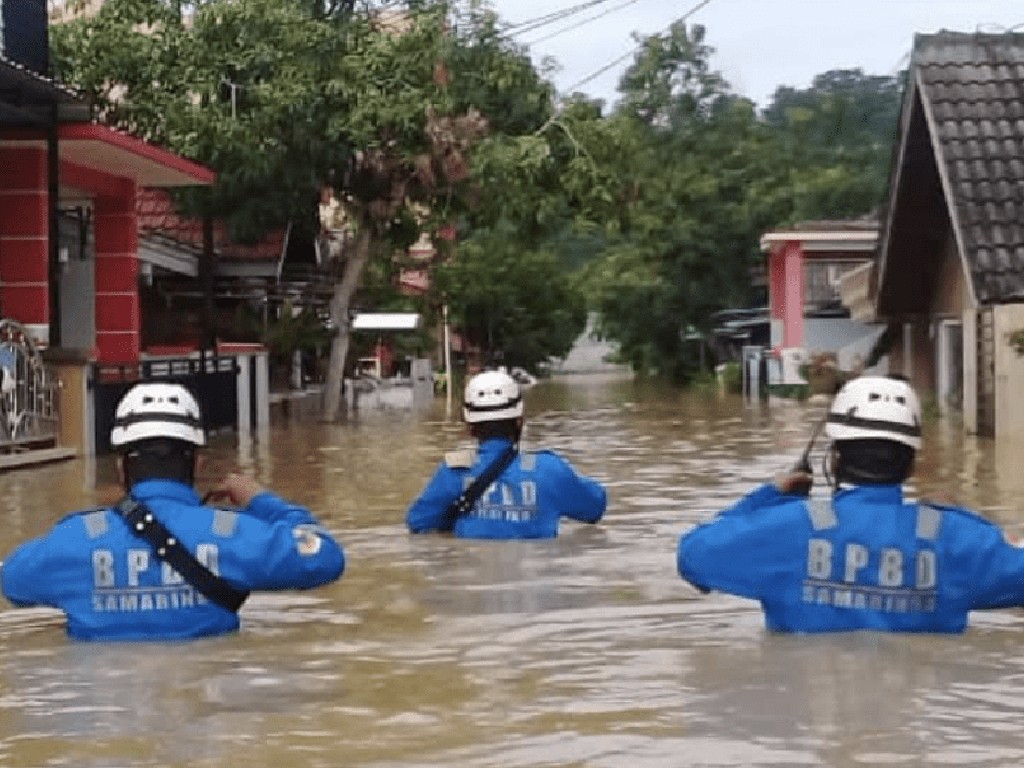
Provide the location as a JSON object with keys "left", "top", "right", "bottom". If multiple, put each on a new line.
{"left": 505, "top": 0, "right": 623, "bottom": 36}
{"left": 523, "top": 0, "right": 645, "bottom": 46}
{"left": 564, "top": 0, "right": 718, "bottom": 94}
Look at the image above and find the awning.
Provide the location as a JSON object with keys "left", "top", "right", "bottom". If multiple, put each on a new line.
{"left": 760, "top": 230, "right": 878, "bottom": 253}
{"left": 58, "top": 123, "right": 215, "bottom": 187}
{"left": 352, "top": 312, "right": 421, "bottom": 331}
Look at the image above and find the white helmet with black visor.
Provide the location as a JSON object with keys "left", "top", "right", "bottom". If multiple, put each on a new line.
{"left": 824, "top": 376, "right": 922, "bottom": 450}
{"left": 463, "top": 370, "right": 523, "bottom": 424}
{"left": 110, "top": 382, "right": 206, "bottom": 449}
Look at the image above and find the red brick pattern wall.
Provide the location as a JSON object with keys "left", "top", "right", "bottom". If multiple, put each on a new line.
{"left": 94, "top": 186, "right": 140, "bottom": 363}
{"left": 0, "top": 146, "right": 49, "bottom": 328}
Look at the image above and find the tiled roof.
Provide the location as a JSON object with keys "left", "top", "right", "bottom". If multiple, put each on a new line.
{"left": 915, "top": 32, "right": 1024, "bottom": 303}
{"left": 137, "top": 188, "right": 284, "bottom": 261}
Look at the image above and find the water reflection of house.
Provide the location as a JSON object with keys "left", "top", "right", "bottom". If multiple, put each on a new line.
{"left": 841, "top": 32, "right": 1024, "bottom": 438}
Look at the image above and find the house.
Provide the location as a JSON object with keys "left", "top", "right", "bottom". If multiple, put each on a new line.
{"left": 760, "top": 220, "right": 885, "bottom": 385}
{"left": 855, "top": 31, "right": 1024, "bottom": 438}
{"left": 0, "top": 4, "right": 273, "bottom": 456}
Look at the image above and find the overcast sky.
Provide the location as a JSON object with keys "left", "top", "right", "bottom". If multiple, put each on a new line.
{"left": 486, "top": 0, "right": 1024, "bottom": 107}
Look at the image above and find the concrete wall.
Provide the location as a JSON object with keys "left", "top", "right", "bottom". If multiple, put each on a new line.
{"left": 962, "top": 309, "right": 978, "bottom": 433}
{"left": 60, "top": 256, "right": 96, "bottom": 351}
{"left": 993, "top": 303, "right": 1024, "bottom": 439}
{"left": 803, "top": 318, "right": 881, "bottom": 370}
{"left": 890, "top": 319, "right": 934, "bottom": 396}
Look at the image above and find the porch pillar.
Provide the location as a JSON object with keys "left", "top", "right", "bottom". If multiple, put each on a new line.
{"left": 768, "top": 241, "right": 806, "bottom": 349}
{"left": 0, "top": 146, "right": 50, "bottom": 343}
{"left": 781, "top": 241, "right": 805, "bottom": 347}
{"left": 94, "top": 182, "right": 140, "bottom": 364}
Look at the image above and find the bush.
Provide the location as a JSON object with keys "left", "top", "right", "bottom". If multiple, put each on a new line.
{"left": 717, "top": 362, "right": 742, "bottom": 394}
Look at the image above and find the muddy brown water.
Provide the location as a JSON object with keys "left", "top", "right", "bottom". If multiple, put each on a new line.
{"left": 2, "top": 373, "right": 1024, "bottom": 768}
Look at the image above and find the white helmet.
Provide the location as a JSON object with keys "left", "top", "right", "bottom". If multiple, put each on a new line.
{"left": 110, "top": 382, "right": 206, "bottom": 449}
{"left": 825, "top": 376, "right": 922, "bottom": 450}
{"left": 463, "top": 370, "right": 523, "bottom": 423}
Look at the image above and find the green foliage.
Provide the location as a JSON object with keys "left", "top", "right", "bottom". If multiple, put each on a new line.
{"left": 574, "top": 26, "right": 903, "bottom": 383}
{"left": 718, "top": 362, "right": 741, "bottom": 394}
{"left": 263, "top": 303, "right": 333, "bottom": 362}
{"left": 435, "top": 227, "right": 587, "bottom": 371}
{"left": 52, "top": 2, "right": 905, "bottom": 388}
{"left": 1008, "top": 328, "right": 1024, "bottom": 357}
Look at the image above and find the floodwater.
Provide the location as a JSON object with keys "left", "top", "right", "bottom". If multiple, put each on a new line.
{"left": 2, "top": 373, "right": 1024, "bottom": 768}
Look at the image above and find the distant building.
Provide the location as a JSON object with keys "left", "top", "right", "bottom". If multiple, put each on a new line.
{"left": 760, "top": 220, "right": 884, "bottom": 385}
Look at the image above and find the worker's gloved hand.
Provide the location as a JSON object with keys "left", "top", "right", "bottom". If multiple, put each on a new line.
{"left": 774, "top": 471, "right": 813, "bottom": 497}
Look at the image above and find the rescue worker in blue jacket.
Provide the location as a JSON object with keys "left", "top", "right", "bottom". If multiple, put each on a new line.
{"left": 678, "top": 375, "right": 1024, "bottom": 633}
{"left": 406, "top": 369, "right": 606, "bottom": 539}
{"left": 0, "top": 382, "right": 344, "bottom": 641}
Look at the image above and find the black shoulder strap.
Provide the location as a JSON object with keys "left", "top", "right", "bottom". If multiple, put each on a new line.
{"left": 113, "top": 496, "right": 249, "bottom": 612}
{"left": 439, "top": 443, "right": 518, "bottom": 532}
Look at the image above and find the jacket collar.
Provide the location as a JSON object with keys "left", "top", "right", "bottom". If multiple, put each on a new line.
{"left": 129, "top": 478, "right": 202, "bottom": 505}
{"left": 834, "top": 484, "right": 904, "bottom": 505}
{"left": 477, "top": 437, "right": 516, "bottom": 456}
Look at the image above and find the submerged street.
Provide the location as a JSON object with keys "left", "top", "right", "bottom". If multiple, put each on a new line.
{"left": 2, "top": 373, "right": 1024, "bottom": 767}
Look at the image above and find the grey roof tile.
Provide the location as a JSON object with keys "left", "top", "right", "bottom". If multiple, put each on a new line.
{"left": 915, "top": 32, "right": 1024, "bottom": 303}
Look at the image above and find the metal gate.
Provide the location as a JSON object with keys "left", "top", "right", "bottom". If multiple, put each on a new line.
{"left": 92, "top": 353, "right": 239, "bottom": 454}
{"left": 0, "top": 318, "right": 59, "bottom": 450}
{"left": 976, "top": 308, "right": 996, "bottom": 438}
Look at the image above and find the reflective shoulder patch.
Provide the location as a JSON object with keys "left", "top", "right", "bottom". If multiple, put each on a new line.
{"left": 56, "top": 507, "right": 106, "bottom": 526}
{"left": 444, "top": 449, "right": 477, "bottom": 469}
{"left": 82, "top": 510, "right": 109, "bottom": 539}
{"left": 293, "top": 525, "right": 323, "bottom": 556}
{"left": 915, "top": 504, "right": 942, "bottom": 541}
{"left": 212, "top": 508, "right": 239, "bottom": 537}
{"left": 805, "top": 498, "right": 837, "bottom": 531}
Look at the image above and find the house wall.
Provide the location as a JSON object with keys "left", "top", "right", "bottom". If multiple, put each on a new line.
{"left": 889, "top": 319, "right": 934, "bottom": 396}
{"left": 929, "top": 236, "right": 968, "bottom": 316}
{"left": 962, "top": 310, "right": 978, "bottom": 433}
{"left": 0, "top": 144, "right": 50, "bottom": 344}
{"left": 993, "top": 304, "right": 1024, "bottom": 439}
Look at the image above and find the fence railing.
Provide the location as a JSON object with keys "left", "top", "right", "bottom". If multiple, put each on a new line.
{"left": 0, "top": 319, "right": 60, "bottom": 450}
{"left": 92, "top": 352, "right": 241, "bottom": 454}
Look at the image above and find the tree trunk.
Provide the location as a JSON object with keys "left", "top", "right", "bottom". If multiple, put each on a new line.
{"left": 321, "top": 227, "right": 372, "bottom": 422}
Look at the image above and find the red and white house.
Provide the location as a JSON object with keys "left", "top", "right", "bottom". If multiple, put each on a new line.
{"left": 760, "top": 221, "right": 883, "bottom": 383}
{"left": 1, "top": 123, "right": 215, "bottom": 360}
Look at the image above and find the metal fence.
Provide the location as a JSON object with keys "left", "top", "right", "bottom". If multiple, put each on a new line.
{"left": 0, "top": 319, "right": 59, "bottom": 451}
{"left": 92, "top": 353, "right": 240, "bottom": 454}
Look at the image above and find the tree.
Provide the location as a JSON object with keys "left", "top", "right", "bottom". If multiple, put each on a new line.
{"left": 577, "top": 23, "right": 770, "bottom": 380}
{"left": 52, "top": 0, "right": 352, "bottom": 242}
{"left": 52, "top": 1, "right": 490, "bottom": 419}
{"left": 760, "top": 68, "right": 904, "bottom": 221}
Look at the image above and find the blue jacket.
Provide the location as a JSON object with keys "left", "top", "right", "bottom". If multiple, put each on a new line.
{"left": 677, "top": 483, "right": 1024, "bottom": 633}
{"left": 0, "top": 479, "right": 345, "bottom": 641}
{"left": 406, "top": 438, "right": 607, "bottom": 539}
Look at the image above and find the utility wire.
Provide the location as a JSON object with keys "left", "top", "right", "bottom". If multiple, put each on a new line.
{"left": 564, "top": 0, "right": 717, "bottom": 93}
{"left": 504, "top": 0, "right": 623, "bottom": 36}
{"left": 523, "top": 0, "right": 645, "bottom": 46}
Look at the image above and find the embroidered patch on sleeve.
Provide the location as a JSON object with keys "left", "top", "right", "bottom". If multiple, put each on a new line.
{"left": 293, "top": 526, "right": 324, "bottom": 556}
